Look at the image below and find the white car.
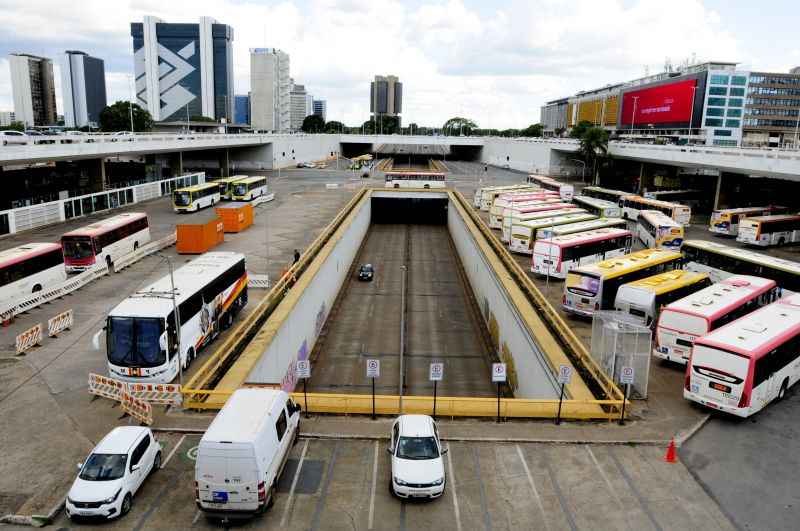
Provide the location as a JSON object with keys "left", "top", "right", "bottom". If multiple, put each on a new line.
{"left": 66, "top": 426, "right": 161, "bottom": 520}
{"left": 388, "top": 415, "right": 446, "bottom": 499}
{"left": 0, "top": 130, "right": 28, "bottom": 145}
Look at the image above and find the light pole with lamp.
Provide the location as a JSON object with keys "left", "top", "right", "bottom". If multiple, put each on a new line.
{"left": 156, "top": 253, "right": 182, "bottom": 388}
{"left": 688, "top": 85, "right": 698, "bottom": 140}
{"left": 630, "top": 96, "right": 639, "bottom": 135}
{"left": 399, "top": 264, "right": 407, "bottom": 414}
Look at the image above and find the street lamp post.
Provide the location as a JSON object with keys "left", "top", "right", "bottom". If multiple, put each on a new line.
{"left": 157, "top": 253, "right": 182, "bottom": 388}
{"left": 631, "top": 96, "right": 639, "bottom": 135}
{"left": 399, "top": 264, "right": 407, "bottom": 413}
{"left": 688, "top": 85, "right": 698, "bottom": 139}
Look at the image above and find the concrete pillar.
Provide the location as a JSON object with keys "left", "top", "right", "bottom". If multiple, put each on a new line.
{"left": 169, "top": 151, "right": 184, "bottom": 177}
{"left": 87, "top": 158, "right": 106, "bottom": 192}
{"left": 219, "top": 148, "right": 230, "bottom": 177}
{"left": 713, "top": 172, "right": 723, "bottom": 211}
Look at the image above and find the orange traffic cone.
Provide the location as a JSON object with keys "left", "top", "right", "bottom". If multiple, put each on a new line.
{"left": 664, "top": 437, "right": 677, "bottom": 463}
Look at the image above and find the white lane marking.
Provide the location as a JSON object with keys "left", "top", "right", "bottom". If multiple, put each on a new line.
{"left": 162, "top": 434, "right": 186, "bottom": 468}
{"left": 192, "top": 510, "right": 201, "bottom": 525}
{"left": 586, "top": 445, "right": 631, "bottom": 530}
{"left": 516, "top": 444, "right": 549, "bottom": 531}
{"left": 280, "top": 439, "right": 309, "bottom": 527}
{"left": 447, "top": 445, "right": 463, "bottom": 531}
{"left": 368, "top": 440, "right": 379, "bottom": 530}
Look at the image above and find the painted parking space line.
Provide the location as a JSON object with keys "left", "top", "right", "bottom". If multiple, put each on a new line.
{"left": 447, "top": 445, "right": 463, "bottom": 531}
{"left": 542, "top": 449, "right": 578, "bottom": 531}
{"left": 608, "top": 446, "right": 664, "bottom": 531}
{"left": 516, "top": 444, "right": 549, "bottom": 531}
{"left": 471, "top": 445, "right": 492, "bottom": 531}
{"left": 162, "top": 434, "right": 186, "bottom": 468}
{"left": 280, "top": 438, "right": 309, "bottom": 527}
{"left": 368, "top": 440, "right": 379, "bottom": 530}
{"left": 310, "top": 440, "right": 340, "bottom": 531}
{"left": 586, "top": 445, "right": 630, "bottom": 529}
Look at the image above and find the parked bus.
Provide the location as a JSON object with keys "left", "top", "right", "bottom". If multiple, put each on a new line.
{"left": 654, "top": 275, "right": 779, "bottom": 365}
{"left": 709, "top": 206, "right": 788, "bottom": 237}
{"left": 537, "top": 217, "right": 627, "bottom": 240}
{"left": 684, "top": 293, "right": 800, "bottom": 417}
{"left": 105, "top": 252, "right": 248, "bottom": 383}
{"left": 582, "top": 186, "right": 628, "bottom": 204}
{"left": 636, "top": 210, "right": 684, "bottom": 249}
{"left": 563, "top": 248, "right": 683, "bottom": 317}
{"left": 385, "top": 171, "right": 447, "bottom": 189}
{"left": 619, "top": 195, "right": 692, "bottom": 225}
{"left": 0, "top": 243, "right": 66, "bottom": 303}
{"left": 231, "top": 176, "right": 268, "bottom": 201}
{"left": 644, "top": 189, "right": 702, "bottom": 208}
{"left": 682, "top": 239, "right": 800, "bottom": 291}
{"left": 526, "top": 174, "right": 573, "bottom": 201}
{"left": 737, "top": 214, "right": 800, "bottom": 247}
{"left": 572, "top": 195, "right": 621, "bottom": 218}
{"left": 614, "top": 270, "right": 711, "bottom": 328}
{"left": 61, "top": 212, "right": 151, "bottom": 272}
{"left": 173, "top": 182, "right": 221, "bottom": 213}
{"left": 489, "top": 194, "right": 560, "bottom": 229}
{"left": 473, "top": 184, "right": 533, "bottom": 208}
{"left": 213, "top": 175, "right": 249, "bottom": 200}
{"left": 479, "top": 184, "right": 537, "bottom": 211}
{"left": 532, "top": 227, "right": 632, "bottom": 279}
{"left": 502, "top": 207, "right": 584, "bottom": 243}
{"left": 509, "top": 212, "right": 596, "bottom": 254}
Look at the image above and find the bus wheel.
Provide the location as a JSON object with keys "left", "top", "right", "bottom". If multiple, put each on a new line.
{"left": 106, "top": 255, "right": 113, "bottom": 272}
{"left": 222, "top": 312, "right": 233, "bottom": 330}
{"left": 779, "top": 237, "right": 786, "bottom": 246}
{"left": 778, "top": 379, "right": 789, "bottom": 401}
{"left": 32, "top": 284, "right": 42, "bottom": 293}
{"left": 134, "top": 241, "right": 139, "bottom": 251}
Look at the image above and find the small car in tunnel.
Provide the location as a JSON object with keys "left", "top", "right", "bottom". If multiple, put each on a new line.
{"left": 358, "top": 264, "right": 374, "bottom": 281}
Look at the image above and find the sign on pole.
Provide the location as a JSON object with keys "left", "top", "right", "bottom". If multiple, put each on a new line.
{"left": 429, "top": 362, "right": 444, "bottom": 382}
{"left": 620, "top": 366, "right": 635, "bottom": 385}
{"left": 366, "top": 359, "right": 380, "bottom": 378}
{"left": 492, "top": 363, "right": 507, "bottom": 382}
{"left": 557, "top": 365, "right": 572, "bottom": 385}
{"left": 296, "top": 360, "right": 311, "bottom": 379}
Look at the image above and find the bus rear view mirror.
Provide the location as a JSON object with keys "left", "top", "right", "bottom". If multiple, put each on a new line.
{"left": 91, "top": 330, "right": 103, "bottom": 351}
{"left": 159, "top": 331, "right": 168, "bottom": 351}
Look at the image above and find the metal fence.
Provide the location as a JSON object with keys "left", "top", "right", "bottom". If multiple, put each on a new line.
{"left": 590, "top": 311, "right": 652, "bottom": 399}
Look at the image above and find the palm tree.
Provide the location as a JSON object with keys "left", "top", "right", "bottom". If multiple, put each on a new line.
{"left": 579, "top": 127, "right": 609, "bottom": 185}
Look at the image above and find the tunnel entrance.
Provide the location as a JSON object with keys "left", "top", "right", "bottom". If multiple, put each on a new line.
{"left": 371, "top": 197, "right": 448, "bottom": 224}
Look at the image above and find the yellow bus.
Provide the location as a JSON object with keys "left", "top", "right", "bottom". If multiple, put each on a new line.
{"left": 614, "top": 270, "right": 711, "bottom": 327}
{"left": 508, "top": 212, "right": 595, "bottom": 254}
{"left": 230, "top": 176, "right": 268, "bottom": 201}
{"left": 213, "top": 175, "right": 249, "bottom": 200}
{"left": 636, "top": 210, "right": 684, "bottom": 249}
{"left": 172, "top": 182, "right": 221, "bottom": 213}
{"left": 619, "top": 195, "right": 692, "bottom": 225}
{"left": 709, "top": 206, "right": 787, "bottom": 236}
{"left": 563, "top": 248, "right": 683, "bottom": 317}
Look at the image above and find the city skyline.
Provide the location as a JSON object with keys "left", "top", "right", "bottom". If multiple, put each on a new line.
{"left": 0, "top": 0, "right": 798, "bottom": 128}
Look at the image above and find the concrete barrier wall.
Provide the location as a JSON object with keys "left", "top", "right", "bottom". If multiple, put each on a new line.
{"left": 228, "top": 134, "right": 341, "bottom": 171}
{"left": 481, "top": 138, "right": 580, "bottom": 174}
{"left": 447, "top": 199, "right": 560, "bottom": 399}
{"left": 246, "top": 196, "right": 371, "bottom": 388}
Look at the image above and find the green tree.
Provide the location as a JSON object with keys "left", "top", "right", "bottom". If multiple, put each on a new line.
{"left": 301, "top": 114, "right": 325, "bottom": 133}
{"left": 554, "top": 126, "right": 567, "bottom": 137}
{"left": 99, "top": 101, "right": 153, "bottom": 132}
{"left": 569, "top": 120, "right": 593, "bottom": 139}
{"left": 442, "top": 117, "right": 478, "bottom": 135}
{"left": 520, "top": 123, "right": 543, "bottom": 137}
{"left": 324, "top": 120, "right": 345, "bottom": 133}
{"left": 0, "top": 121, "right": 25, "bottom": 132}
{"left": 578, "top": 126, "right": 610, "bottom": 184}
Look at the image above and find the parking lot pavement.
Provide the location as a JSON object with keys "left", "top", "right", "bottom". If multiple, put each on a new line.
{"left": 47, "top": 437, "right": 734, "bottom": 531}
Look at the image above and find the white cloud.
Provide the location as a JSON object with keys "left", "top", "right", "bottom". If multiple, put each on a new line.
{"left": 0, "top": 0, "right": 743, "bottom": 127}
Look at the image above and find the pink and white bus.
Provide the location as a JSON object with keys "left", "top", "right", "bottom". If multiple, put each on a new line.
{"left": 501, "top": 204, "right": 579, "bottom": 242}
{"left": 61, "top": 212, "right": 151, "bottom": 272}
{"left": 532, "top": 228, "right": 632, "bottom": 279}
{"left": 684, "top": 293, "right": 800, "bottom": 417}
{"left": 654, "top": 275, "right": 779, "bottom": 365}
{"left": 526, "top": 174, "right": 574, "bottom": 201}
{"left": 0, "top": 243, "right": 66, "bottom": 304}
{"left": 489, "top": 193, "right": 560, "bottom": 228}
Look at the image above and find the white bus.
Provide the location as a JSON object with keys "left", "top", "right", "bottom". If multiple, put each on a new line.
{"left": 737, "top": 214, "right": 800, "bottom": 247}
{"left": 502, "top": 207, "right": 584, "bottom": 243}
{"left": 173, "top": 182, "right": 221, "bottom": 213}
{"left": 61, "top": 212, "right": 151, "bottom": 272}
{"left": 682, "top": 239, "right": 800, "bottom": 291}
{"left": 385, "top": 171, "right": 447, "bottom": 189}
{"left": 654, "top": 275, "right": 779, "bottom": 365}
{"left": 537, "top": 217, "right": 627, "bottom": 240}
{"left": 532, "top": 227, "right": 632, "bottom": 279}
{"left": 509, "top": 212, "right": 596, "bottom": 254}
{"left": 619, "top": 195, "right": 692, "bottom": 225}
{"left": 636, "top": 210, "right": 684, "bottom": 249}
{"left": 231, "top": 176, "right": 268, "bottom": 201}
{"left": 526, "top": 174, "right": 573, "bottom": 201}
{"left": 709, "top": 206, "right": 788, "bottom": 237}
{"left": 572, "top": 195, "right": 621, "bottom": 218}
{"left": 643, "top": 189, "right": 703, "bottom": 208}
{"left": 613, "top": 270, "right": 711, "bottom": 328}
{"left": 685, "top": 294, "right": 800, "bottom": 417}
{"left": 105, "top": 252, "right": 248, "bottom": 383}
{"left": 489, "top": 193, "right": 560, "bottom": 229}
{"left": 479, "top": 184, "right": 537, "bottom": 211}
{"left": 0, "top": 243, "right": 66, "bottom": 304}
{"left": 473, "top": 185, "right": 531, "bottom": 208}
{"left": 213, "top": 176, "right": 249, "bottom": 200}
{"left": 582, "top": 186, "right": 628, "bottom": 204}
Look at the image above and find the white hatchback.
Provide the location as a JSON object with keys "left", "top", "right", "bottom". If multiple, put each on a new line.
{"left": 65, "top": 426, "right": 161, "bottom": 520}
{"left": 388, "top": 415, "right": 446, "bottom": 499}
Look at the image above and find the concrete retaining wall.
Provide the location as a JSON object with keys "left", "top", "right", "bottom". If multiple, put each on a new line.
{"left": 447, "top": 199, "right": 560, "bottom": 399}
{"left": 228, "top": 134, "right": 341, "bottom": 171}
{"left": 481, "top": 138, "right": 579, "bottom": 174}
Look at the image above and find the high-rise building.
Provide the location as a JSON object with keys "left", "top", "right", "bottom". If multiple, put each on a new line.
{"left": 8, "top": 53, "right": 57, "bottom": 127}
{"left": 250, "top": 48, "right": 290, "bottom": 132}
{"left": 313, "top": 99, "right": 327, "bottom": 122}
{"left": 0, "top": 111, "right": 16, "bottom": 127}
{"left": 370, "top": 75, "right": 402, "bottom": 122}
{"left": 290, "top": 82, "right": 314, "bottom": 131}
{"left": 61, "top": 51, "right": 107, "bottom": 128}
{"left": 130, "top": 16, "right": 234, "bottom": 122}
{"left": 234, "top": 94, "right": 250, "bottom": 125}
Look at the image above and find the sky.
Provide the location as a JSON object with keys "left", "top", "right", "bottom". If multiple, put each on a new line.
{"left": 0, "top": 0, "right": 798, "bottom": 129}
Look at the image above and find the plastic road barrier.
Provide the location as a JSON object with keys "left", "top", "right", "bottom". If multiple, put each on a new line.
{"left": 121, "top": 391, "right": 154, "bottom": 425}
{"left": 47, "top": 309, "right": 73, "bottom": 337}
{"left": 126, "top": 382, "right": 182, "bottom": 406}
{"left": 15, "top": 323, "right": 43, "bottom": 355}
{"left": 88, "top": 373, "right": 128, "bottom": 401}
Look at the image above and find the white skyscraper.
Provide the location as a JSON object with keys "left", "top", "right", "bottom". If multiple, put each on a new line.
{"left": 250, "top": 48, "right": 290, "bottom": 132}
{"left": 289, "top": 82, "right": 314, "bottom": 131}
{"left": 61, "top": 51, "right": 107, "bottom": 128}
{"left": 8, "top": 53, "right": 57, "bottom": 127}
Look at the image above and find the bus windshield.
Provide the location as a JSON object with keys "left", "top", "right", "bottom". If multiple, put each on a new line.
{"left": 566, "top": 272, "right": 600, "bottom": 297}
{"left": 173, "top": 191, "right": 192, "bottom": 206}
{"left": 107, "top": 316, "right": 165, "bottom": 367}
{"left": 233, "top": 183, "right": 248, "bottom": 196}
{"left": 61, "top": 236, "right": 94, "bottom": 260}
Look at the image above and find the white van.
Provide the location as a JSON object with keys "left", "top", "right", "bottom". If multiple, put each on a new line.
{"left": 195, "top": 388, "right": 301, "bottom": 520}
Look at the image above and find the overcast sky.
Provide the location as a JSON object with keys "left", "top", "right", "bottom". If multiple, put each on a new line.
{"left": 0, "top": 0, "right": 798, "bottom": 129}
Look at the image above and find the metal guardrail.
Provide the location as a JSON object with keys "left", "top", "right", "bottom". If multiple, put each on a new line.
{"left": 113, "top": 233, "right": 177, "bottom": 272}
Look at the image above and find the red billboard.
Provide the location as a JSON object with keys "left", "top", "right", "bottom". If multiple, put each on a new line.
{"left": 619, "top": 79, "right": 697, "bottom": 126}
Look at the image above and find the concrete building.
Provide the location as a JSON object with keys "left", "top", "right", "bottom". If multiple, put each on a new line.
{"left": 8, "top": 53, "right": 57, "bottom": 127}
{"left": 250, "top": 48, "right": 290, "bottom": 132}
{"left": 540, "top": 98, "right": 568, "bottom": 136}
{"left": 0, "top": 111, "right": 16, "bottom": 127}
{"left": 313, "top": 99, "right": 327, "bottom": 122}
{"left": 290, "top": 82, "right": 314, "bottom": 131}
{"left": 743, "top": 70, "right": 800, "bottom": 147}
{"left": 61, "top": 51, "right": 107, "bottom": 128}
{"left": 370, "top": 75, "right": 402, "bottom": 123}
{"left": 234, "top": 94, "right": 250, "bottom": 125}
{"left": 130, "top": 16, "right": 234, "bottom": 122}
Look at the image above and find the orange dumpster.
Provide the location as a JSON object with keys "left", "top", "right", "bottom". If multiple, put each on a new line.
{"left": 215, "top": 202, "right": 254, "bottom": 233}
{"left": 176, "top": 210, "right": 225, "bottom": 254}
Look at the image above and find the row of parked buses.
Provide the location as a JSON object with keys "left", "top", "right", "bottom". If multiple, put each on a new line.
{"left": 173, "top": 176, "right": 268, "bottom": 213}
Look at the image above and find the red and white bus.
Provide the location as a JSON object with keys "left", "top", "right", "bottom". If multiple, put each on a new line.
{"left": 654, "top": 275, "right": 779, "bottom": 365}
{"left": 0, "top": 243, "right": 66, "bottom": 304}
{"left": 526, "top": 174, "right": 574, "bottom": 201}
{"left": 489, "top": 193, "right": 560, "bottom": 229}
{"left": 61, "top": 212, "right": 151, "bottom": 272}
{"left": 501, "top": 204, "right": 579, "bottom": 242}
{"left": 532, "top": 228, "right": 632, "bottom": 279}
{"left": 685, "top": 293, "right": 800, "bottom": 417}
